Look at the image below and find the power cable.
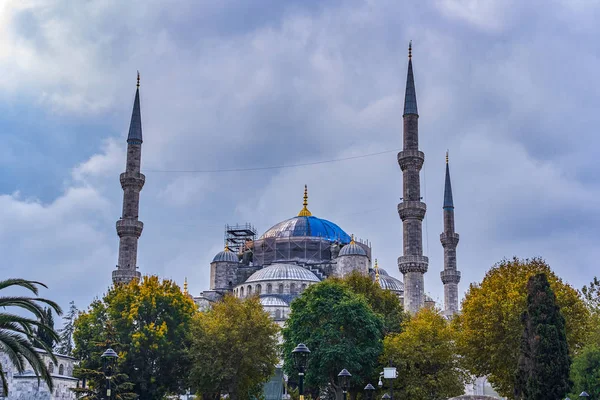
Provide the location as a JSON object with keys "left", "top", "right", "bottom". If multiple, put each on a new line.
{"left": 144, "top": 148, "right": 401, "bottom": 173}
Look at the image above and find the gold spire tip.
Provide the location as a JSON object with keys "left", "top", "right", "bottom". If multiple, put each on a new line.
{"left": 350, "top": 234, "right": 355, "bottom": 244}
{"left": 298, "top": 184, "right": 312, "bottom": 217}
{"left": 446, "top": 150, "right": 449, "bottom": 164}
{"left": 374, "top": 259, "right": 380, "bottom": 284}
{"left": 224, "top": 242, "right": 230, "bottom": 252}
{"left": 408, "top": 40, "right": 412, "bottom": 59}
{"left": 136, "top": 71, "right": 140, "bottom": 88}
{"left": 183, "top": 277, "right": 188, "bottom": 294}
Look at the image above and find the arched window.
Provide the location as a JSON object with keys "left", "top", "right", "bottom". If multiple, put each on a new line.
{"left": 59, "top": 364, "right": 64, "bottom": 375}
{"left": 275, "top": 309, "right": 281, "bottom": 319}
{"left": 256, "top": 284, "right": 262, "bottom": 295}
{"left": 240, "top": 287, "right": 244, "bottom": 297}
{"left": 301, "top": 283, "right": 307, "bottom": 291}
{"left": 247, "top": 285, "right": 252, "bottom": 295}
{"left": 48, "top": 363, "right": 54, "bottom": 373}
{"left": 278, "top": 284, "right": 284, "bottom": 294}
{"left": 267, "top": 284, "right": 272, "bottom": 294}
{"left": 290, "top": 283, "right": 296, "bottom": 294}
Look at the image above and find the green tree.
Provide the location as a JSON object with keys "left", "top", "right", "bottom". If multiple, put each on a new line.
{"left": 73, "top": 276, "right": 198, "bottom": 399}
{"left": 188, "top": 295, "right": 279, "bottom": 399}
{"left": 383, "top": 307, "right": 467, "bottom": 400}
{"left": 281, "top": 280, "right": 383, "bottom": 399}
{"left": 34, "top": 307, "right": 55, "bottom": 349}
{"left": 0, "top": 279, "right": 62, "bottom": 394}
{"left": 333, "top": 271, "right": 406, "bottom": 334}
{"left": 514, "top": 273, "right": 570, "bottom": 400}
{"left": 581, "top": 277, "right": 600, "bottom": 344}
{"left": 455, "top": 257, "right": 588, "bottom": 398}
{"left": 56, "top": 301, "right": 78, "bottom": 356}
{"left": 569, "top": 344, "right": 600, "bottom": 398}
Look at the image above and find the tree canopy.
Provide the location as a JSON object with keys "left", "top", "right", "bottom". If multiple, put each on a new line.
{"left": 455, "top": 257, "right": 588, "bottom": 397}
{"left": 73, "top": 276, "right": 198, "bottom": 399}
{"left": 514, "top": 273, "right": 570, "bottom": 400}
{"left": 570, "top": 344, "right": 600, "bottom": 399}
{"left": 56, "top": 301, "right": 78, "bottom": 356}
{"left": 383, "top": 307, "right": 467, "bottom": 400}
{"left": 332, "top": 271, "right": 406, "bottom": 334}
{"left": 281, "top": 279, "right": 383, "bottom": 399}
{"left": 188, "top": 295, "right": 279, "bottom": 400}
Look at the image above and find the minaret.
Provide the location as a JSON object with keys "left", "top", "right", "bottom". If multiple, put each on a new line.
{"left": 397, "top": 42, "right": 429, "bottom": 314}
{"left": 440, "top": 151, "right": 460, "bottom": 317}
{"left": 112, "top": 72, "right": 144, "bottom": 284}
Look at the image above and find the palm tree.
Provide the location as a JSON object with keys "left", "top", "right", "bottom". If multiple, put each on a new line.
{"left": 0, "top": 278, "right": 62, "bottom": 394}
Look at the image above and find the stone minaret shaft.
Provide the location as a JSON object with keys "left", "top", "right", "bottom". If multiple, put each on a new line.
{"left": 440, "top": 153, "right": 460, "bottom": 316}
{"left": 397, "top": 43, "right": 429, "bottom": 314}
{"left": 112, "top": 74, "right": 144, "bottom": 284}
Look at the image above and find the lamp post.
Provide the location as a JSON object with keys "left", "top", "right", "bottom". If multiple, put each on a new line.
{"left": 337, "top": 369, "right": 351, "bottom": 400}
{"left": 101, "top": 348, "right": 118, "bottom": 400}
{"left": 579, "top": 392, "right": 589, "bottom": 398}
{"left": 291, "top": 343, "right": 310, "bottom": 400}
{"left": 364, "top": 383, "right": 375, "bottom": 400}
{"left": 381, "top": 393, "right": 391, "bottom": 400}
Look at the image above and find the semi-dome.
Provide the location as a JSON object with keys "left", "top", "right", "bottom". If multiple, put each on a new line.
{"left": 246, "top": 263, "right": 321, "bottom": 283}
{"left": 338, "top": 237, "right": 367, "bottom": 256}
{"left": 212, "top": 246, "right": 238, "bottom": 263}
{"left": 379, "top": 275, "right": 404, "bottom": 292}
{"left": 259, "top": 296, "right": 290, "bottom": 307}
{"left": 260, "top": 185, "right": 351, "bottom": 243}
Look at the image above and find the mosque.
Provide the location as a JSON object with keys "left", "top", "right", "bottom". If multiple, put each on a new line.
{"left": 110, "top": 43, "right": 462, "bottom": 319}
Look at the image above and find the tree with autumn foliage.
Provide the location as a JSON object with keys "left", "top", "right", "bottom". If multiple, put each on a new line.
{"left": 455, "top": 257, "right": 588, "bottom": 398}
{"left": 73, "top": 276, "right": 198, "bottom": 399}
{"left": 383, "top": 307, "right": 467, "bottom": 400}
{"left": 188, "top": 295, "right": 279, "bottom": 400}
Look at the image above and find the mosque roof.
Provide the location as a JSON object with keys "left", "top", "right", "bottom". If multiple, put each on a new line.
{"left": 212, "top": 246, "right": 238, "bottom": 263}
{"left": 338, "top": 236, "right": 367, "bottom": 256}
{"left": 246, "top": 264, "right": 321, "bottom": 283}
{"left": 378, "top": 274, "right": 404, "bottom": 292}
{"left": 259, "top": 296, "right": 290, "bottom": 307}
{"left": 260, "top": 186, "right": 351, "bottom": 243}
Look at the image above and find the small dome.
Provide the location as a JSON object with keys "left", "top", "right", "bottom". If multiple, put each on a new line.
{"left": 338, "top": 238, "right": 367, "bottom": 256}
{"left": 378, "top": 275, "right": 404, "bottom": 292}
{"left": 259, "top": 296, "right": 289, "bottom": 307}
{"left": 246, "top": 264, "right": 321, "bottom": 283}
{"left": 212, "top": 247, "right": 238, "bottom": 263}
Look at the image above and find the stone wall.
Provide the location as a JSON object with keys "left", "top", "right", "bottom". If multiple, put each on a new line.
{"left": 0, "top": 350, "right": 78, "bottom": 400}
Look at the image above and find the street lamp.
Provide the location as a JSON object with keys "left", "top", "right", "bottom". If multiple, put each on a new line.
{"left": 579, "top": 392, "right": 589, "bottom": 398}
{"left": 381, "top": 393, "right": 391, "bottom": 400}
{"left": 291, "top": 343, "right": 310, "bottom": 400}
{"left": 364, "top": 383, "right": 375, "bottom": 400}
{"left": 101, "top": 348, "right": 118, "bottom": 400}
{"left": 337, "top": 369, "right": 352, "bottom": 400}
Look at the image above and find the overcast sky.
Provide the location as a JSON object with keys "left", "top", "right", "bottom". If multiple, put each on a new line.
{"left": 0, "top": 0, "right": 598, "bottom": 316}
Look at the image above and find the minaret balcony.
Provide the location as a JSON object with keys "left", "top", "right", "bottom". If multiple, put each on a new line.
{"left": 440, "top": 232, "right": 460, "bottom": 246}
{"left": 398, "top": 201, "right": 427, "bottom": 221}
{"left": 397, "top": 150, "right": 424, "bottom": 171}
{"left": 440, "top": 269, "right": 461, "bottom": 284}
{"left": 112, "top": 269, "right": 141, "bottom": 284}
{"left": 116, "top": 219, "right": 144, "bottom": 237}
{"left": 120, "top": 172, "right": 145, "bottom": 190}
{"left": 398, "top": 255, "right": 429, "bottom": 274}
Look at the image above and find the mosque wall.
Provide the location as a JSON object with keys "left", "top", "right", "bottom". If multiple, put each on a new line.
{"left": 334, "top": 256, "right": 369, "bottom": 278}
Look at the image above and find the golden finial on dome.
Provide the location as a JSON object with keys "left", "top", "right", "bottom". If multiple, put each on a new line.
{"left": 137, "top": 71, "right": 140, "bottom": 88}
{"left": 374, "top": 259, "right": 380, "bottom": 284}
{"left": 224, "top": 242, "right": 230, "bottom": 252}
{"left": 183, "top": 277, "right": 188, "bottom": 295}
{"left": 350, "top": 234, "right": 355, "bottom": 245}
{"left": 298, "top": 185, "right": 312, "bottom": 217}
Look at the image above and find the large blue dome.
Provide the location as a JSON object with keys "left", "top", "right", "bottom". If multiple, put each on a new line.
{"left": 260, "top": 216, "right": 351, "bottom": 243}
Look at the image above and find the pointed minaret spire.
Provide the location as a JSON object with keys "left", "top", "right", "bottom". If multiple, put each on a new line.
{"left": 113, "top": 74, "right": 145, "bottom": 284}
{"left": 444, "top": 151, "right": 454, "bottom": 209}
{"left": 127, "top": 72, "right": 143, "bottom": 144}
{"left": 404, "top": 41, "right": 418, "bottom": 116}
{"left": 440, "top": 152, "right": 460, "bottom": 317}
{"left": 397, "top": 40, "right": 428, "bottom": 314}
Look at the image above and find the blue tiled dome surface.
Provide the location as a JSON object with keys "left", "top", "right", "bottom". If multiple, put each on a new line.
{"left": 260, "top": 216, "right": 351, "bottom": 243}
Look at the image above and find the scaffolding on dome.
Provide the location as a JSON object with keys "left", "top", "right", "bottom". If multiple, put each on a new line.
{"left": 225, "top": 223, "right": 257, "bottom": 255}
